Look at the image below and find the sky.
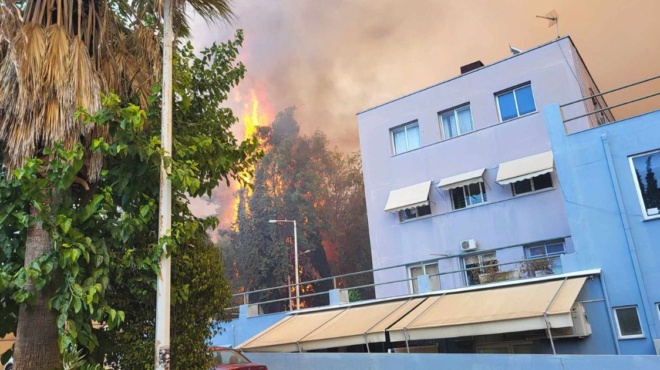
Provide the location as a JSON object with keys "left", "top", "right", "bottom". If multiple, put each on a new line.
{"left": 187, "top": 0, "right": 660, "bottom": 223}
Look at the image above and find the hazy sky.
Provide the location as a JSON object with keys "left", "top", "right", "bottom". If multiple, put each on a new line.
{"left": 187, "top": 0, "right": 660, "bottom": 221}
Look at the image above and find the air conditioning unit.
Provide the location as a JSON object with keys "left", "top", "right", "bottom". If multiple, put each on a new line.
{"left": 460, "top": 239, "right": 477, "bottom": 252}
{"left": 551, "top": 302, "right": 592, "bottom": 338}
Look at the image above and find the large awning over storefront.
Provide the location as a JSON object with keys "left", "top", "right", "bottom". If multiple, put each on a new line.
{"left": 496, "top": 151, "right": 554, "bottom": 185}
{"left": 237, "top": 298, "right": 425, "bottom": 352}
{"left": 237, "top": 274, "right": 591, "bottom": 353}
{"left": 384, "top": 181, "right": 432, "bottom": 213}
{"left": 387, "top": 277, "right": 586, "bottom": 342}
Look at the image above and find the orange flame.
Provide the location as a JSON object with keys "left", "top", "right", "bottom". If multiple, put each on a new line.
{"left": 233, "top": 86, "right": 273, "bottom": 223}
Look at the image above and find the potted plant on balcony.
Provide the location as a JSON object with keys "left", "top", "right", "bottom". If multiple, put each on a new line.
{"left": 523, "top": 257, "right": 555, "bottom": 277}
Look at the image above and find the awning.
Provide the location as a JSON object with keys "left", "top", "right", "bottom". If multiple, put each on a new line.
{"left": 437, "top": 168, "right": 485, "bottom": 190}
{"left": 496, "top": 151, "right": 554, "bottom": 185}
{"left": 237, "top": 298, "right": 425, "bottom": 352}
{"left": 384, "top": 181, "right": 432, "bottom": 213}
{"left": 387, "top": 277, "right": 586, "bottom": 342}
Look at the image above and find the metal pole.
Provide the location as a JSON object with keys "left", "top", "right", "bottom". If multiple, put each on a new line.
{"left": 155, "top": 0, "right": 173, "bottom": 367}
{"left": 293, "top": 220, "right": 300, "bottom": 309}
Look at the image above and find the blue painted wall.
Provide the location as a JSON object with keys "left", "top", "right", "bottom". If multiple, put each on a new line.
{"left": 544, "top": 104, "right": 660, "bottom": 354}
{"left": 212, "top": 311, "right": 287, "bottom": 348}
{"left": 244, "top": 352, "right": 660, "bottom": 370}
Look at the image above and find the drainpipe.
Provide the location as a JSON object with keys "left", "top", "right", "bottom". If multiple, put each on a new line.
{"left": 599, "top": 274, "right": 621, "bottom": 354}
{"left": 601, "top": 134, "right": 657, "bottom": 339}
{"left": 543, "top": 277, "right": 568, "bottom": 355}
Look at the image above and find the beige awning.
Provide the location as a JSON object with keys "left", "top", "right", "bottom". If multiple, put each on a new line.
{"left": 388, "top": 277, "right": 586, "bottom": 342}
{"left": 384, "top": 181, "right": 432, "bottom": 213}
{"left": 496, "top": 151, "right": 554, "bottom": 185}
{"left": 437, "top": 168, "right": 485, "bottom": 190}
{"left": 237, "top": 298, "right": 425, "bottom": 352}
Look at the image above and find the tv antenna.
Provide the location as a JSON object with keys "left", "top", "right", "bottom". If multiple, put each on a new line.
{"left": 536, "top": 9, "right": 559, "bottom": 39}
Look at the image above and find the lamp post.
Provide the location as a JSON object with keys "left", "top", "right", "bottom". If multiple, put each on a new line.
{"left": 269, "top": 219, "right": 300, "bottom": 309}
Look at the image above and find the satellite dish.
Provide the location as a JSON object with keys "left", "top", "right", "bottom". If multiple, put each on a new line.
{"left": 536, "top": 9, "right": 560, "bottom": 38}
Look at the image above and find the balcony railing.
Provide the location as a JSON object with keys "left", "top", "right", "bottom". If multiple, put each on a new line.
{"left": 227, "top": 252, "right": 564, "bottom": 317}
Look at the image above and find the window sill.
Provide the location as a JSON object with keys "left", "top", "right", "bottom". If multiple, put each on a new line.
{"left": 451, "top": 201, "right": 488, "bottom": 212}
{"left": 617, "top": 334, "right": 645, "bottom": 340}
{"left": 499, "top": 111, "right": 538, "bottom": 124}
{"left": 641, "top": 214, "right": 660, "bottom": 222}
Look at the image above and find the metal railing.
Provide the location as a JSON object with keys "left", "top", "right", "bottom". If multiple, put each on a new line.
{"left": 560, "top": 74, "right": 660, "bottom": 131}
{"left": 227, "top": 250, "right": 564, "bottom": 316}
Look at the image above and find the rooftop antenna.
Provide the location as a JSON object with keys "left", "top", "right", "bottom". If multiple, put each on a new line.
{"left": 536, "top": 9, "right": 559, "bottom": 39}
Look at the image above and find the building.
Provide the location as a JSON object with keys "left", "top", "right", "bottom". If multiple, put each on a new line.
{"left": 544, "top": 101, "right": 660, "bottom": 355}
{"left": 356, "top": 36, "right": 609, "bottom": 299}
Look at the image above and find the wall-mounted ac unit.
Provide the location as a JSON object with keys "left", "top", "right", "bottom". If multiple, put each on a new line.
{"left": 460, "top": 239, "right": 477, "bottom": 252}
{"left": 551, "top": 302, "right": 592, "bottom": 338}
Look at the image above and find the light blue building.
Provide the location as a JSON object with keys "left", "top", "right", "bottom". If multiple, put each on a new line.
{"left": 544, "top": 102, "right": 660, "bottom": 355}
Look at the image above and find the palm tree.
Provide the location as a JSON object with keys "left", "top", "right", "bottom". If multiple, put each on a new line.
{"left": 0, "top": 1, "right": 231, "bottom": 368}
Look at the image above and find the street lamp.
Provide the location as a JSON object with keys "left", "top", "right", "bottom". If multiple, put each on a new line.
{"left": 269, "top": 219, "right": 300, "bottom": 309}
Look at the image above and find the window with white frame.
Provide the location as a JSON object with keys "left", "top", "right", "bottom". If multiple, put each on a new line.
{"left": 496, "top": 83, "right": 536, "bottom": 121}
{"left": 439, "top": 104, "right": 474, "bottom": 139}
{"left": 450, "top": 182, "right": 487, "bottom": 210}
{"left": 512, "top": 173, "right": 553, "bottom": 196}
{"left": 629, "top": 150, "right": 660, "bottom": 219}
{"left": 524, "top": 241, "right": 565, "bottom": 276}
{"left": 613, "top": 306, "right": 643, "bottom": 338}
{"left": 409, "top": 263, "right": 440, "bottom": 294}
{"left": 399, "top": 204, "right": 432, "bottom": 222}
{"left": 391, "top": 121, "right": 421, "bottom": 154}
{"left": 463, "top": 252, "right": 498, "bottom": 286}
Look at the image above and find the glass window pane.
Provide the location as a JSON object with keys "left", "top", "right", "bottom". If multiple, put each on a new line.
{"left": 393, "top": 129, "right": 407, "bottom": 154}
{"left": 513, "top": 179, "right": 533, "bottom": 195}
{"left": 615, "top": 307, "right": 643, "bottom": 336}
{"left": 425, "top": 263, "right": 439, "bottom": 276}
{"left": 497, "top": 92, "right": 517, "bottom": 121}
{"left": 533, "top": 173, "right": 553, "bottom": 190}
{"left": 515, "top": 85, "right": 536, "bottom": 115}
{"left": 417, "top": 204, "right": 432, "bottom": 217}
{"left": 482, "top": 253, "right": 497, "bottom": 262}
{"left": 527, "top": 246, "right": 546, "bottom": 257}
{"left": 456, "top": 106, "right": 474, "bottom": 134}
{"left": 546, "top": 243, "right": 565, "bottom": 254}
{"left": 407, "top": 124, "right": 421, "bottom": 150}
{"left": 410, "top": 266, "right": 423, "bottom": 278}
{"left": 466, "top": 182, "right": 485, "bottom": 205}
{"left": 451, "top": 187, "right": 467, "bottom": 209}
{"left": 632, "top": 151, "right": 660, "bottom": 217}
{"left": 442, "top": 112, "right": 457, "bottom": 139}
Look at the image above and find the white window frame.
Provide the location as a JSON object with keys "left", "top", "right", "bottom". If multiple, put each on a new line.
{"left": 613, "top": 306, "right": 644, "bottom": 339}
{"left": 450, "top": 182, "right": 487, "bottom": 210}
{"left": 439, "top": 104, "right": 474, "bottom": 139}
{"left": 511, "top": 173, "right": 554, "bottom": 196}
{"left": 629, "top": 149, "right": 660, "bottom": 220}
{"left": 391, "top": 121, "right": 420, "bottom": 155}
{"left": 495, "top": 83, "right": 536, "bottom": 122}
{"left": 463, "top": 252, "right": 498, "bottom": 286}
{"left": 408, "top": 262, "right": 441, "bottom": 293}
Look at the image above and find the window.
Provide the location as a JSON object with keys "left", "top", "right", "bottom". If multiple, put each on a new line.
{"left": 512, "top": 173, "right": 553, "bottom": 196}
{"left": 440, "top": 105, "right": 474, "bottom": 139}
{"left": 630, "top": 150, "right": 660, "bottom": 219}
{"left": 614, "top": 306, "right": 643, "bottom": 338}
{"left": 399, "top": 204, "right": 431, "bottom": 222}
{"left": 391, "top": 121, "right": 421, "bottom": 154}
{"left": 524, "top": 241, "right": 565, "bottom": 276}
{"left": 450, "top": 182, "right": 487, "bottom": 210}
{"left": 464, "top": 252, "right": 498, "bottom": 286}
{"left": 409, "top": 263, "right": 441, "bottom": 293}
{"left": 496, "top": 83, "right": 536, "bottom": 121}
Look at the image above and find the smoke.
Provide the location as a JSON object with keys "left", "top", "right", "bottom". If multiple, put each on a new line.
{"left": 187, "top": 0, "right": 660, "bottom": 224}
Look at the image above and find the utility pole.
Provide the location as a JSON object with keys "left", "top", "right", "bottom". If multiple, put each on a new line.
{"left": 155, "top": 0, "right": 173, "bottom": 367}
{"left": 269, "top": 219, "right": 300, "bottom": 309}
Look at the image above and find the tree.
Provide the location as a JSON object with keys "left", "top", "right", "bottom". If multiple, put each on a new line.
{"left": 0, "top": 1, "right": 244, "bottom": 368}
{"left": 221, "top": 108, "right": 373, "bottom": 311}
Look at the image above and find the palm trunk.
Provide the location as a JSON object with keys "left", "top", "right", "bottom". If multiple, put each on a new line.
{"left": 14, "top": 206, "right": 61, "bottom": 370}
